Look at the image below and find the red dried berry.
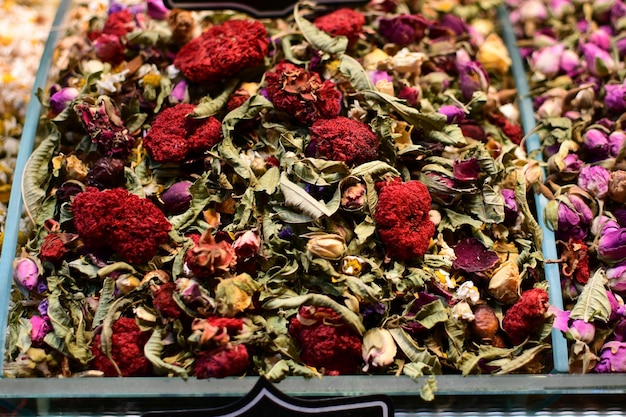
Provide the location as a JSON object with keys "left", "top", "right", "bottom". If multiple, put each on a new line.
{"left": 174, "top": 20, "right": 269, "bottom": 84}
{"left": 502, "top": 288, "right": 550, "bottom": 345}
{"left": 194, "top": 344, "right": 249, "bottom": 378}
{"left": 313, "top": 8, "right": 365, "bottom": 47}
{"left": 143, "top": 103, "right": 223, "bottom": 163}
{"left": 71, "top": 187, "right": 171, "bottom": 264}
{"left": 374, "top": 179, "right": 435, "bottom": 261}
{"left": 91, "top": 317, "right": 152, "bottom": 377}
{"left": 288, "top": 307, "right": 362, "bottom": 375}
{"left": 310, "top": 117, "right": 379, "bottom": 166}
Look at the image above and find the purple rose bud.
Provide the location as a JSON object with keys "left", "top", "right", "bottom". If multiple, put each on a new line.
{"left": 589, "top": 27, "right": 613, "bottom": 50}
{"left": 170, "top": 80, "right": 188, "bottom": 103}
{"left": 49, "top": 87, "right": 79, "bottom": 115}
{"left": 459, "top": 61, "right": 489, "bottom": 101}
{"left": 378, "top": 14, "right": 430, "bottom": 47}
{"left": 559, "top": 49, "right": 579, "bottom": 76}
{"left": 86, "top": 157, "right": 126, "bottom": 190}
{"left": 438, "top": 105, "right": 466, "bottom": 124}
{"left": 519, "top": 0, "right": 548, "bottom": 21}
{"left": 30, "top": 315, "right": 52, "bottom": 345}
{"left": 609, "top": 131, "right": 626, "bottom": 157}
{"left": 549, "top": 0, "right": 574, "bottom": 18}
{"left": 531, "top": 44, "right": 565, "bottom": 79}
{"left": 570, "top": 319, "right": 596, "bottom": 343}
{"left": 435, "top": 14, "right": 467, "bottom": 37}
{"left": 577, "top": 164, "right": 610, "bottom": 198}
{"left": 612, "top": 0, "right": 626, "bottom": 24}
{"left": 605, "top": 83, "right": 626, "bottom": 114}
{"left": 594, "top": 341, "right": 626, "bottom": 373}
{"left": 161, "top": 180, "right": 192, "bottom": 214}
{"left": 593, "top": 216, "right": 626, "bottom": 262}
{"left": 606, "top": 263, "right": 626, "bottom": 292}
{"left": 502, "top": 188, "right": 518, "bottom": 223}
{"left": 606, "top": 289, "right": 626, "bottom": 322}
{"left": 583, "top": 128, "right": 610, "bottom": 161}
{"left": 397, "top": 85, "right": 420, "bottom": 106}
{"left": 563, "top": 153, "right": 583, "bottom": 173}
{"left": 12, "top": 251, "right": 41, "bottom": 292}
{"left": 581, "top": 42, "right": 616, "bottom": 77}
{"left": 556, "top": 194, "right": 594, "bottom": 241}
{"left": 147, "top": 0, "right": 169, "bottom": 20}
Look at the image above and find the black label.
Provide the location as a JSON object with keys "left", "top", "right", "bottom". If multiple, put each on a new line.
{"left": 162, "top": 1, "right": 369, "bottom": 17}
{"left": 142, "top": 378, "right": 394, "bottom": 417}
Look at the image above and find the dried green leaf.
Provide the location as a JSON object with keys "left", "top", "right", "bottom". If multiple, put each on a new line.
{"left": 263, "top": 293, "right": 365, "bottom": 335}
{"left": 280, "top": 172, "right": 333, "bottom": 220}
{"left": 92, "top": 277, "right": 117, "bottom": 328}
{"left": 495, "top": 343, "right": 550, "bottom": 375}
{"left": 191, "top": 78, "right": 239, "bottom": 119}
{"left": 570, "top": 269, "right": 611, "bottom": 323}
{"left": 22, "top": 128, "right": 59, "bottom": 223}
{"left": 294, "top": 6, "right": 347, "bottom": 55}
{"left": 363, "top": 90, "right": 447, "bottom": 132}
{"left": 144, "top": 329, "right": 189, "bottom": 379}
{"left": 338, "top": 54, "right": 375, "bottom": 92}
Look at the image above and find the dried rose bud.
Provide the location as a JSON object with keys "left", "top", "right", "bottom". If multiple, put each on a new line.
{"left": 569, "top": 319, "right": 596, "bottom": 344}
{"left": 469, "top": 304, "right": 500, "bottom": 342}
{"left": 341, "top": 183, "right": 366, "bottom": 210}
{"left": 306, "top": 234, "right": 346, "bottom": 260}
{"left": 86, "top": 157, "right": 126, "bottom": 190}
{"left": 378, "top": 14, "right": 429, "bottom": 47}
{"left": 608, "top": 170, "right": 626, "bottom": 203}
{"left": 215, "top": 273, "right": 259, "bottom": 317}
{"left": 459, "top": 61, "right": 489, "bottom": 101}
{"left": 581, "top": 42, "right": 616, "bottom": 77}
{"left": 49, "top": 87, "right": 79, "bottom": 115}
{"left": 115, "top": 274, "right": 141, "bottom": 294}
{"left": 530, "top": 44, "right": 564, "bottom": 79}
{"left": 147, "top": 0, "right": 169, "bottom": 20}
{"left": 232, "top": 230, "right": 261, "bottom": 260}
{"left": 609, "top": 131, "right": 626, "bottom": 157}
{"left": 593, "top": 216, "right": 626, "bottom": 263}
{"left": 13, "top": 249, "right": 42, "bottom": 292}
{"left": 548, "top": 194, "right": 593, "bottom": 241}
{"left": 30, "top": 315, "right": 51, "bottom": 346}
{"left": 488, "top": 260, "right": 521, "bottom": 304}
{"left": 583, "top": 128, "right": 610, "bottom": 162}
{"left": 605, "top": 83, "right": 626, "bottom": 114}
{"left": 578, "top": 165, "right": 610, "bottom": 199}
{"left": 606, "top": 264, "right": 626, "bottom": 292}
{"left": 160, "top": 181, "right": 192, "bottom": 214}
{"left": 594, "top": 341, "right": 626, "bottom": 373}
{"left": 168, "top": 9, "right": 196, "bottom": 45}
{"left": 362, "top": 328, "right": 397, "bottom": 371}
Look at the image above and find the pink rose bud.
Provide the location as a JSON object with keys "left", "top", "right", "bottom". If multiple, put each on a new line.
{"left": 147, "top": 0, "right": 169, "bottom": 20}
{"left": 49, "top": 87, "right": 79, "bottom": 114}
{"left": 232, "top": 230, "right": 261, "bottom": 259}
{"left": 577, "top": 165, "right": 610, "bottom": 198}
{"left": 13, "top": 250, "right": 41, "bottom": 292}
{"left": 569, "top": 319, "right": 596, "bottom": 344}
